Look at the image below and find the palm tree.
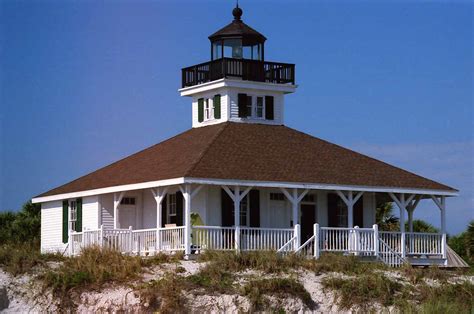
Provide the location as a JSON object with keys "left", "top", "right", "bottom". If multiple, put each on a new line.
{"left": 467, "top": 220, "right": 474, "bottom": 259}
{"left": 376, "top": 202, "right": 399, "bottom": 231}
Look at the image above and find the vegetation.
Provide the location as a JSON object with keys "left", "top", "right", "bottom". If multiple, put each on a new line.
{"left": 0, "top": 201, "right": 41, "bottom": 246}
{"left": 0, "top": 201, "right": 63, "bottom": 275}
{"left": 139, "top": 272, "right": 187, "bottom": 313}
{"left": 42, "top": 246, "right": 143, "bottom": 295}
{"left": 0, "top": 242, "right": 63, "bottom": 276}
{"left": 323, "top": 273, "right": 403, "bottom": 310}
{"left": 242, "top": 278, "right": 315, "bottom": 311}
{"left": 449, "top": 220, "right": 474, "bottom": 265}
{"left": 376, "top": 202, "right": 400, "bottom": 231}
{"left": 323, "top": 271, "right": 474, "bottom": 312}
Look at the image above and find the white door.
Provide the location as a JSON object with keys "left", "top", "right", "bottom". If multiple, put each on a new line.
{"left": 119, "top": 205, "right": 136, "bottom": 229}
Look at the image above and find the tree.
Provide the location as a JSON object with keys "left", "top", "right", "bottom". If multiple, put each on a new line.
{"left": 376, "top": 202, "right": 399, "bottom": 231}
{"left": 406, "top": 219, "right": 439, "bottom": 233}
{"left": 0, "top": 201, "right": 41, "bottom": 246}
{"left": 467, "top": 220, "right": 474, "bottom": 259}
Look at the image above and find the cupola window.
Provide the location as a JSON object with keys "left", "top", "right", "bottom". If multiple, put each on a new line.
{"left": 238, "top": 93, "right": 274, "bottom": 120}
{"left": 204, "top": 99, "right": 211, "bottom": 120}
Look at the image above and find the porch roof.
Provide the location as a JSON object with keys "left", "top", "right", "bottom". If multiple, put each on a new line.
{"left": 35, "top": 122, "right": 456, "bottom": 199}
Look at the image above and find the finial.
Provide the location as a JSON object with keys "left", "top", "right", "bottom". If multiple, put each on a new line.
{"left": 232, "top": 1, "right": 243, "bottom": 21}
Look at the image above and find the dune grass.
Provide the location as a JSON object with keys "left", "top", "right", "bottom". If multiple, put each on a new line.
{"left": 0, "top": 242, "right": 64, "bottom": 276}
{"left": 242, "top": 277, "right": 315, "bottom": 311}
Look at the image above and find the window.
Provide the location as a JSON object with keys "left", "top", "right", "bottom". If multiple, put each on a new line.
{"left": 246, "top": 95, "right": 252, "bottom": 117}
{"left": 238, "top": 94, "right": 272, "bottom": 120}
{"left": 231, "top": 195, "right": 248, "bottom": 226}
{"left": 335, "top": 199, "right": 348, "bottom": 228}
{"left": 204, "top": 99, "right": 212, "bottom": 120}
{"left": 168, "top": 193, "right": 177, "bottom": 218}
{"left": 270, "top": 193, "right": 285, "bottom": 201}
{"left": 302, "top": 194, "right": 315, "bottom": 203}
{"left": 120, "top": 197, "right": 136, "bottom": 205}
{"left": 256, "top": 97, "right": 264, "bottom": 118}
{"left": 69, "top": 200, "right": 77, "bottom": 232}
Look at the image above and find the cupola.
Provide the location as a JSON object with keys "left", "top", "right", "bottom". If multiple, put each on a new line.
{"left": 179, "top": 4, "right": 297, "bottom": 128}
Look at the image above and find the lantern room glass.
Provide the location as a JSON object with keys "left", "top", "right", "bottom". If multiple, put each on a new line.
{"left": 212, "top": 39, "right": 263, "bottom": 61}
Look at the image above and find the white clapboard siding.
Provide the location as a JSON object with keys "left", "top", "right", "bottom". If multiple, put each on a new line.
{"left": 228, "top": 89, "right": 284, "bottom": 125}
{"left": 100, "top": 193, "right": 114, "bottom": 229}
{"left": 82, "top": 195, "right": 99, "bottom": 230}
{"left": 41, "top": 200, "right": 66, "bottom": 253}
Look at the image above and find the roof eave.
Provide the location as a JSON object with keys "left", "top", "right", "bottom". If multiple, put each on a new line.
{"left": 32, "top": 176, "right": 458, "bottom": 204}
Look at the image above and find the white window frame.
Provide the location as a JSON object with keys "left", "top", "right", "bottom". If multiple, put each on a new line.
{"left": 240, "top": 94, "right": 267, "bottom": 120}
{"left": 69, "top": 200, "right": 77, "bottom": 232}
{"left": 204, "top": 98, "right": 213, "bottom": 121}
{"left": 167, "top": 193, "right": 177, "bottom": 223}
{"left": 255, "top": 96, "right": 264, "bottom": 119}
{"left": 232, "top": 195, "right": 249, "bottom": 226}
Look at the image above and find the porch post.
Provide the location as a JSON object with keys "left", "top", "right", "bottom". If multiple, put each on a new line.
{"left": 440, "top": 196, "right": 447, "bottom": 259}
{"left": 113, "top": 191, "right": 125, "bottom": 229}
{"left": 152, "top": 187, "right": 168, "bottom": 253}
{"left": 234, "top": 186, "right": 241, "bottom": 252}
{"left": 373, "top": 224, "right": 379, "bottom": 258}
{"left": 292, "top": 188, "right": 298, "bottom": 226}
{"left": 407, "top": 209, "right": 414, "bottom": 233}
{"left": 399, "top": 194, "right": 406, "bottom": 258}
{"left": 314, "top": 223, "right": 320, "bottom": 259}
{"left": 183, "top": 184, "right": 192, "bottom": 256}
{"left": 348, "top": 191, "right": 354, "bottom": 228}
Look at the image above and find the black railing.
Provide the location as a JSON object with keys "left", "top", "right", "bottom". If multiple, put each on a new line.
{"left": 181, "top": 58, "right": 295, "bottom": 88}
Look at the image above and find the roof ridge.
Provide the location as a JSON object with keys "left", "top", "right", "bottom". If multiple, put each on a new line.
{"left": 184, "top": 122, "right": 231, "bottom": 177}
{"left": 282, "top": 125, "right": 457, "bottom": 191}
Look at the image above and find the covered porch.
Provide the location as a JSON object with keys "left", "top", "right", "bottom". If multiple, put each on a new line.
{"left": 68, "top": 182, "right": 451, "bottom": 267}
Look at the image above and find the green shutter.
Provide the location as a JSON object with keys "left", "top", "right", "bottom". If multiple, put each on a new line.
{"left": 265, "top": 96, "right": 274, "bottom": 120}
{"left": 198, "top": 98, "right": 204, "bottom": 122}
{"left": 213, "top": 94, "right": 221, "bottom": 119}
{"left": 76, "top": 198, "right": 82, "bottom": 232}
{"left": 62, "top": 200, "right": 68, "bottom": 243}
{"left": 238, "top": 93, "right": 247, "bottom": 117}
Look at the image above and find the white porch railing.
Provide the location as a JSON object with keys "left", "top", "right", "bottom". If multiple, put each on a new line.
{"left": 240, "top": 227, "right": 294, "bottom": 251}
{"left": 132, "top": 228, "right": 157, "bottom": 255}
{"left": 68, "top": 224, "right": 446, "bottom": 267}
{"left": 191, "top": 226, "right": 294, "bottom": 251}
{"left": 379, "top": 231, "right": 402, "bottom": 254}
{"left": 159, "top": 226, "right": 185, "bottom": 251}
{"left": 319, "top": 226, "right": 376, "bottom": 254}
{"left": 192, "top": 226, "right": 235, "bottom": 250}
{"left": 406, "top": 232, "right": 443, "bottom": 256}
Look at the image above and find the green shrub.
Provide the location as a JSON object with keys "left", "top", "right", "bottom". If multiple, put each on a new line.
{"left": 242, "top": 277, "right": 314, "bottom": 311}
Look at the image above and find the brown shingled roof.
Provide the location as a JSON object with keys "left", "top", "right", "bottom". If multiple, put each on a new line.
{"left": 37, "top": 122, "right": 456, "bottom": 197}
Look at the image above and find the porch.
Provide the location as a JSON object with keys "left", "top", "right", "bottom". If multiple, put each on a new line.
{"left": 67, "top": 183, "right": 450, "bottom": 267}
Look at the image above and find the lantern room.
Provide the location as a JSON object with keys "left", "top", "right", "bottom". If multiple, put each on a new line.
{"left": 209, "top": 4, "right": 266, "bottom": 61}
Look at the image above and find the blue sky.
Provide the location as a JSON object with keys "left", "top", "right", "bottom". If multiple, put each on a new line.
{"left": 1, "top": 0, "right": 472, "bottom": 234}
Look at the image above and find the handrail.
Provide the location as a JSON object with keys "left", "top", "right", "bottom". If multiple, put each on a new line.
{"left": 277, "top": 236, "right": 297, "bottom": 253}
{"left": 181, "top": 57, "right": 295, "bottom": 87}
{"left": 295, "top": 235, "right": 315, "bottom": 254}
